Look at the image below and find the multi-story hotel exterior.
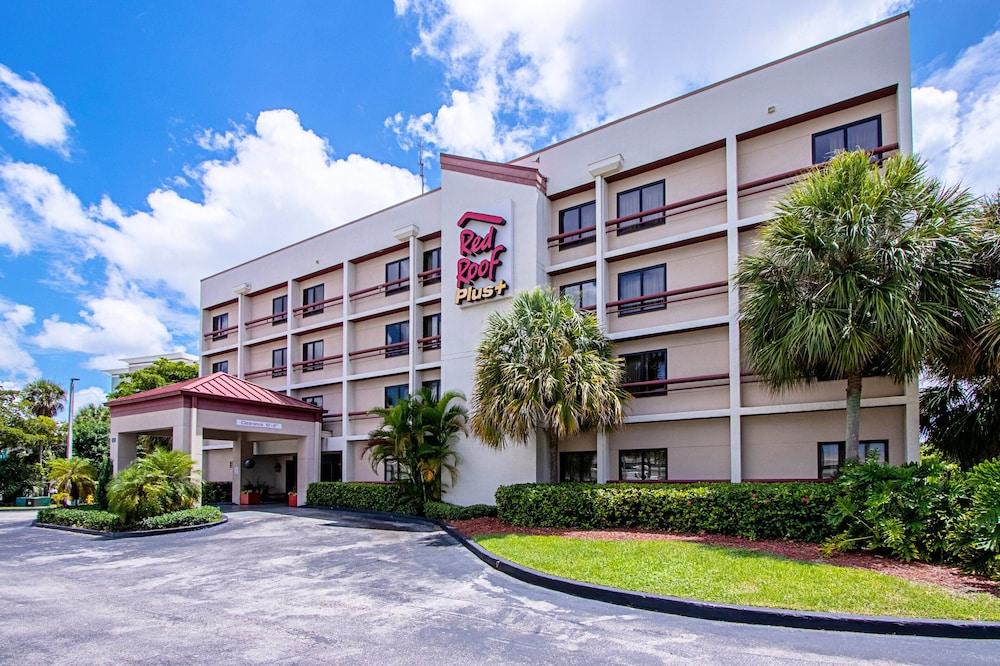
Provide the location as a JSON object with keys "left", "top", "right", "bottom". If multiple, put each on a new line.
{"left": 191, "top": 15, "right": 916, "bottom": 505}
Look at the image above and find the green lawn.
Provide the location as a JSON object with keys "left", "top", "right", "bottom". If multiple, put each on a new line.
{"left": 475, "top": 534, "right": 1000, "bottom": 621}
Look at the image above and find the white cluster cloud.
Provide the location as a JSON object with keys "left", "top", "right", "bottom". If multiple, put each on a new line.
{"left": 0, "top": 298, "right": 41, "bottom": 388}
{"left": 913, "top": 30, "right": 1000, "bottom": 194}
{"left": 0, "top": 64, "right": 74, "bottom": 157}
{"left": 389, "top": 0, "right": 910, "bottom": 160}
{"left": 71, "top": 385, "right": 107, "bottom": 414}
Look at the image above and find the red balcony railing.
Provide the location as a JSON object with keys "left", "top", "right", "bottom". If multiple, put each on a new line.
{"left": 244, "top": 366, "right": 287, "bottom": 380}
{"left": 292, "top": 296, "right": 344, "bottom": 318}
{"left": 605, "top": 189, "right": 728, "bottom": 235}
{"left": 418, "top": 335, "right": 441, "bottom": 351}
{"left": 622, "top": 372, "right": 730, "bottom": 393}
{"left": 418, "top": 268, "right": 441, "bottom": 284}
{"left": 203, "top": 325, "right": 239, "bottom": 340}
{"left": 245, "top": 312, "right": 288, "bottom": 329}
{"left": 737, "top": 143, "right": 899, "bottom": 199}
{"left": 291, "top": 354, "right": 343, "bottom": 372}
{"left": 349, "top": 277, "right": 409, "bottom": 302}
{"left": 348, "top": 341, "right": 409, "bottom": 361}
{"left": 606, "top": 280, "right": 728, "bottom": 316}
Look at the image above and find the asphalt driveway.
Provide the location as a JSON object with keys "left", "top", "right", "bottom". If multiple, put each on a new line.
{"left": 0, "top": 507, "right": 996, "bottom": 665}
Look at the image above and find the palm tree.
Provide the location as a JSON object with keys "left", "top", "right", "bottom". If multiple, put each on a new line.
{"left": 20, "top": 380, "right": 66, "bottom": 418}
{"left": 46, "top": 456, "right": 97, "bottom": 502}
{"left": 737, "top": 150, "right": 993, "bottom": 462}
{"left": 108, "top": 448, "right": 200, "bottom": 522}
{"left": 921, "top": 376, "right": 1000, "bottom": 469}
{"left": 471, "top": 288, "right": 629, "bottom": 482}
{"left": 415, "top": 388, "right": 467, "bottom": 501}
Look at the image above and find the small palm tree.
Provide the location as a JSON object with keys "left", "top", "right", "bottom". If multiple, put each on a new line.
{"left": 46, "top": 456, "right": 97, "bottom": 502}
{"left": 737, "top": 150, "right": 993, "bottom": 462}
{"left": 21, "top": 380, "right": 66, "bottom": 418}
{"left": 415, "top": 388, "right": 467, "bottom": 501}
{"left": 472, "top": 288, "right": 628, "bottom": 482}
{"left": 108, "top": 448, "right": 200, "bottom": 522}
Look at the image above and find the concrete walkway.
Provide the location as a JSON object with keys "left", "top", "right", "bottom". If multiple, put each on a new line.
{"left": 0, "top": 507, "right": 996, "bottom": 665}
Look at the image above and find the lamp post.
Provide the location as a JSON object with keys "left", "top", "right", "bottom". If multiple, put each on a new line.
{"left": 66, "top": 378, "right": 79, "bottom": 458}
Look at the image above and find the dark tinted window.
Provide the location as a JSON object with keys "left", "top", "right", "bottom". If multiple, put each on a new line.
{"left": 560, "top": 279, "right": 597, "bottom": 310}
{"left": 560, "top": 451, "right": 597, "bottom": 482}
{"left": 385, "top": 384, "right": 408, "bottom": 407}
{"left": 272, "top": 295, "right": 288, "bottom": 325}
{"left": 211, "top": 313, "right": 229, "bottom": 340}
{"left": 617, "top": 265, "right": 666, "bottom": 315}
{"left": 302, "top": 340, "right": 324, "bottom": 371}
{"left": 386, "top": 258, "right": 410, "bottom": 295}
{"left": 386, "top": 321, "right": 409, "bottom": 358}
{"left": 619, "top": 448, "right": 667, "bottom": 481}
{"left": 422, "top": 379, "right": 441, "bottom": 402}
{"left": 211, "top": 360, "right": 229, "bottom": 374}
{"left": 812, "top": 116, "right": 881, "bottom": 164}
{"left": 422, "top": 314, "right": 441, "bottom": 350}
{"left": 271, "top": 347, "right": 287, "bottom": 377}
{"left": 617, "top": 181, "right": 665, "bottom": 234}
{"left": 558, "top": 201, "right": 596, "bottom": 248}
{"left": 302, "top": 285, "right": 325, "bottom": 316}
{"left": 621, "top": 349, "right": 667, "bottom": 395}
{"left": 422, "top": 248, "right": 441, "bottom": 285}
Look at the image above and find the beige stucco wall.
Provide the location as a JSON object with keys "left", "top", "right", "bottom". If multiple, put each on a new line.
{"left": 202, "top": 302, "right": 237, "bottom": 352}
{"left": 608, "top": 419, "right": 730, "bottom": 481}
{"left": 292, "top": 326, "right": 343, "bottom": 382}
{"left": 295, "top": 269, "right": 344, "bottom": 327}
{"left": 203, "top": 447, "right": 233, "bottom": 482}
{"left": 203, "top": 350, "right": 237, "bottom": 374}
{"left": 548, "top": 189, "right": 598, "bottom": 265}
{"left": 351, "top": 312, "right": 410, "bottom": 375}
{"left": 741, "top": 406, "right": 905, "bottom": 479}
{"left": 351, "top": 247, "right": 410, "bottom": 315}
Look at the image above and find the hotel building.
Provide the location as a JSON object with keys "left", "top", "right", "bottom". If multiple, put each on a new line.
{"left": 164, "top": 15, "right": 915, "bottom": 505}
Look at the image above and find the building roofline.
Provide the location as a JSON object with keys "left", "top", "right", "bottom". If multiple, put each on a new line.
{"left": 507, "top": 12, "right": 909, "bottom": 163}
{"left": 201, "top": 187, "right": 441, "bottom": 282}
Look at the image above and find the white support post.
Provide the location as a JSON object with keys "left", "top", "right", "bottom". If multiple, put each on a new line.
{"left": 236, "top": 293, "right": 246, "bottom": 378}
{"left": 285, "top": 279, "right": 295, "bottom": 394}
{"left": 190, "top": 407, "right": 203, "bottom": 503}
{"left": 725, "top": 135, "right": 743, "bottom": 483}
{"left": 341, "top": 262, "right": 354, "bottom": 481}
{"left": 407, "top": 234, "right": 420, "bottom": 393}
{"left": 587, "top": 154, "right": 622, "bottom": 484}
{"left": 904, "top": 378, "right": 920, "bottom": 463}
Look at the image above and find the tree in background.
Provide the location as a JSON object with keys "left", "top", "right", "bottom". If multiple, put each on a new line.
{"left": 471, "top": 288, "right": 628, "bottom": 482}
{"left": 46, "top": 457, "right": 97, "bottom": 502}
{"left": 109, "top": 358, "right": 198, "bottom": 399}
{"left": 21, "top": 379, "right": 66, "bottom": 417}
{"left": 737, "top": 151, "right": 994, "bottom": 462}
{"left": 95, "top": 455, "right": 113, "bottom": 510}
{"left": 72, "top": 404, "right": 111, "bottom": 462}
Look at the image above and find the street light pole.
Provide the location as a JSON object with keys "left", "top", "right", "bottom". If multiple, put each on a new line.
{"left": 66, "top": 378, "right": 79, "bottom": 458}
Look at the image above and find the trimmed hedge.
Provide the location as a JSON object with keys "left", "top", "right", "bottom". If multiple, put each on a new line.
{"left": 137, "top": 506, "right": 223, "bottom": 530}
{"left": 306, "top": 482, "right": 421, "bottom": 515}
{"left": 202, "top": 481, "right": 232, "bottom": 504}
{"left": 495, "top": 482, "right": 838, "bottom": 542}
{"left": 424, "top": 501, "right": 497, "bottom": 521}
{"left": 37, "top": 508, "right": 122, "bottom": 531}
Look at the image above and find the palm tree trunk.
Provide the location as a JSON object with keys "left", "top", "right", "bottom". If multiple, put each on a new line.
{"left": 845, "top": 373, "right": 863, "bottom": 462}
{"left": 548, "top": 430, "right": 559, "bottom": 484}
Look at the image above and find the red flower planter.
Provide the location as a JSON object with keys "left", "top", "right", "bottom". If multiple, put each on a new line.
{"left": 240, "top": 491, "right": 261, "bottom": 506}
{"left": 287, "top": 493, "right": 298, "bottom": 507}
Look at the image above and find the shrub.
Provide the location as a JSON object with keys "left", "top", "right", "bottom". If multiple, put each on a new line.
{"left": 202, "top": 481, "right": 232, "bottom": 504}
{"left": 424, "top": 501, "right": 497, "bottom": 521}
{"left": 823, "top": 457, "right": 967, "bottom": 562}
{"left": 306, "top": 482, "right": 421, "bottom": 515}
{"left": 37, "top": 508, "right": 122, "bottom": 531}
{"left": 0, "top": 453, "right": 33, "bottom": 503}
{"left": 108, "top": 449, "right": 200, "bottom": 522}
{"left": 947, "top": 458, "right": 1000, "bottom": 578}
{"left": 95, "top": 456, "right": 112, "bottom": 510}
{"left": 496, "top": 482, "right": 837, "bottom": 541}
{"left": 137, "top": 506, "right": 223, "bottom": 530}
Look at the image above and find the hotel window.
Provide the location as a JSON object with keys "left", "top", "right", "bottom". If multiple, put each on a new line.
{"left": 560, "top": 451, "right": 597, "bottom": 483}
{"left": 384, "top": 459, "right": 404, "bottom": 482}
{"left": 211, "top": 313, "right": 229, "bottom": 340}
{"left": 272, "top": 295, "right": 288, "bottom": 325}
{"left": 385, "top": 258, "right": 410, "bottom": 295}
{"left": 302, "top": 340, "right": 324, "bottom": 372}
{"left": 558, "top": 201, "right": 596, "bottom": 249}
{"left": 271, "top": 347, "right": 287, "bottom": 378}
{"left": 818, "top": 440, "right": 888, "bottom": 479}
{"left": 423, "top": 248, "right": 441, "bottom": 285}
{"left": 812, "top": 116, "right": 882, "bottom": 164}
{"left": 560, "top": 279, "right": 597, "bottom": 310}
{"left": 616, "top": 180, "right": 665, "bottom": 235}
{"left": 302, "top": 395, "right": 323, "bottom": 411}
{"left": 621, "top": 349, "right": 667, "bottom": 396}
{"left": 211, "top": 360, "right": 229, "bottom": 374}
{"left": 385, "top": 321, "right": 409, "bottom": 358}
{"left": 385, "top": 384, "right": 408, "bottom": 407}
{"left": 422, "top": 313, "right": 441, "bottom": 350}
{"left": 619, "top": 448, "right": 668, "bottom": 481}
{"left": 422, "top": 379, "right": 441, "bottom": 402}
{"left": 302, "top": 284, "right": 325, "bottom": 317}
{"left": 617, "top": 264, "right": 666, "bottom": 316}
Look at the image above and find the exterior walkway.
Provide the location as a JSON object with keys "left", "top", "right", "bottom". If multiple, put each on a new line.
{"left": 0, "top": 508, "right": 994, "bottom": 664}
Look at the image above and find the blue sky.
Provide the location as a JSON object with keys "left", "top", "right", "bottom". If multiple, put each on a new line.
{"left": 0, "top": 0, "right": 998, "bottom": 414}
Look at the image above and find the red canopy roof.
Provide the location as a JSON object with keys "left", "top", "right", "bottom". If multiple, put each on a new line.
{"left": 107, "top": 372, "right": 322, "bottom": 415}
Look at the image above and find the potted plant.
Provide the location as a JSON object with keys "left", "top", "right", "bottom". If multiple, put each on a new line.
{"left": 287, "top": 490, "right": 298, "bottom": 507}
{"left": 240, "top": 482, "right": 263, "bottom": 505}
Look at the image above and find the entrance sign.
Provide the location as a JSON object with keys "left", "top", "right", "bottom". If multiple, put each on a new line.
{"left": 455, "top": 209, "right": 512, "bottom": 305}
{"left": 236, "top": 419, "right": 283, "bottom": 430}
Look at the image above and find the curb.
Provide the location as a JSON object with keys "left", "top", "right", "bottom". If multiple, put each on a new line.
{"left": 33, "top": 516, "right": 228, "bottom": 539}
{"left": 435, "top": 522, "right": 1000, "bottom": 640}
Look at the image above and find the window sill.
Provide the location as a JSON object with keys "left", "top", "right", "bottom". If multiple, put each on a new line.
{"left": 616, "top": 220, "right": 665, "bottom": 236}
{"left": 617, "top": 304, "right": 666, "bottom": 317}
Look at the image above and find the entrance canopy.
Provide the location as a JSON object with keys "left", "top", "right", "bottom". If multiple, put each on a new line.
{"left": 107, "top": 372, "right": 323, "bottom": 505}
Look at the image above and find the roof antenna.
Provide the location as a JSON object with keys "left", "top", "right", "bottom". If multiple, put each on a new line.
{"left": 418, "top": 141, "right": 426, "bottom": 194}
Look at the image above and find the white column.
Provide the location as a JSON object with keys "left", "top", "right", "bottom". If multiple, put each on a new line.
{"left": 341, "top": 262, "right": 354, "bottom": 481}
{"left": 725, "top": 134, "right": 743, "bottom": 483}
{"left": 190, "top": 407, "right": 203, "bottom": 504}
{"left": 232, "top": 434, "right": 250, "bottom": 504}
{"left": 297, "top": 423, "right": 321, "bottom": 505}
{"left": 285, "top": 279, "right": 295, "bottom": 394}
{"left": 904, "top": 378, "right": 920, "bottom": 463}
{"left": 236, "top": 293, "right": 247, "bottom": 378}
{"left": 406, "top": 233, "right": 420, "bottom": 393}
{"left": 587, "top": 154, "right": 622, "bottom": 485}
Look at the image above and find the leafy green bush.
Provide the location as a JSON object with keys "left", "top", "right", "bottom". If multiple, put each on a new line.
{"left": 823, "top": 457, "right": 967, "bottom": 562}
{"left": 424, "top": 501, "right": 497, "bottom": 521}
{"left": 496, "top": 482, "right": 837, "bottom": 541}
{"left": 108, "top": 449, "right": 200, "bottom": 522}
{"left": 306, "top": 482, "right": 421, "bottom": 515}
{"left": 37, "top": 508, "right": 122, "bottom": 531}
{"left": 202, "top": 481, "right": 232, "bottom": 504}
{"left": 0, "top": 453, "right": 33, "bottom": 503}
{"left": 95, "top": 456, "right": 112, "bottom": 510}
{"left": 947, "top": 458, "right": 1000, "bottom": 578}
{"left": 137, "top": 506, "right": 223, "bottom": 530}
